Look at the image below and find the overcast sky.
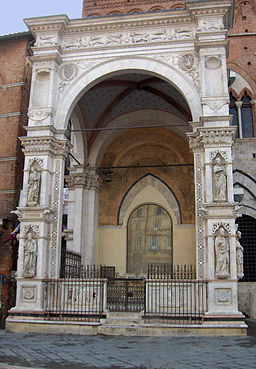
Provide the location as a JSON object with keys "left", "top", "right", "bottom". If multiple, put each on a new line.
{"left": 0, "top": 1, "right": 82, "bottom": 36}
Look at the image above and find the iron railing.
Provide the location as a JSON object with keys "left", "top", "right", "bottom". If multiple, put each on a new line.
{"left": 144, "top": 279, "right": 207, "bottom": 324}
{"left": 147, "top": 264, "right": 196, "bottom": 279}
{"left": 107, "top": 278, "right": 145, "bottom": 312}
{"left": 60, "top": 250, "right": 82, "bottom": 278}
{"left": 44, "top": 278, "right": 106, "bottom": 322}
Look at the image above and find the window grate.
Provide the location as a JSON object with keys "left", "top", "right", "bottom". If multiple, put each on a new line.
{"left": 236, "top": 215, "right": 256, "bottom": 282}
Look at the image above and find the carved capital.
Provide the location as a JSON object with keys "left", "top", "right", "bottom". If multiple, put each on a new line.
{"left": 188, "top": 127, "right": 236, "bottom": 151}
{"left": 20, "top": 136, "right": 71, "bottom": 158}
{"left": 65, "top": 171, "right": 102, "bottom": 191}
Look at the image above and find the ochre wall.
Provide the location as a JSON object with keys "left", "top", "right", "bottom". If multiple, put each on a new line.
{"left": 97, "top": 127, "right": 196, "bottom": 273}
{"left": 99, "top": 127, "right": 195, "bottom": 226}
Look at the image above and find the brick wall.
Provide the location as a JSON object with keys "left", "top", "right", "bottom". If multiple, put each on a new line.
{"left": 83, "top": 0, "right": 185, "bottom": 17}
{"left": 0, "top": 34, "right": 32, "bottom": 324}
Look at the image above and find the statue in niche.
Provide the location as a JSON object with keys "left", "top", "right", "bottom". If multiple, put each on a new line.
{"left": 23, "top": 232, "right": 38, "bottom": 277}
{"left": 215, "top": 227, "right": 230, "bottom": 278}
{"left": 236, "top": 230, "right": 244, "bottom": 279}
{"left": 27, "top": 166, "right": 41, "bottom": 206}
{"left": 213, "top": 156, "right": 227, "bottom": 202}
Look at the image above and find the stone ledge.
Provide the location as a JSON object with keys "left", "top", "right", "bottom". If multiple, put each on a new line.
{"left": 6, "top": 319, "right": 247, "bottom": 337}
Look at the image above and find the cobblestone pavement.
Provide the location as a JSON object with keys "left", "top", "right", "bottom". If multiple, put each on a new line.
{"left": 0, "top": 322, "right": 256, "bottom": 369}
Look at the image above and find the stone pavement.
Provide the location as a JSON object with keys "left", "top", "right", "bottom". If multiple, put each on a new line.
{"left": 0, "top": 321, "right": 256, "bottom": 369}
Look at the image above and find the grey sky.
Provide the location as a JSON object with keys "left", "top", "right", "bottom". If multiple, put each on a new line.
{"left": 1, "top": 1, "right": 82, "bottom": 36}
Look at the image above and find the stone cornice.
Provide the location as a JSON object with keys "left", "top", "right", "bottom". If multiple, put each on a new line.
{"left": 24, "top": 1, "right": 233, "bottom": 44}
{"left": 20, "top": 136, "right": 72, "bottom": 157}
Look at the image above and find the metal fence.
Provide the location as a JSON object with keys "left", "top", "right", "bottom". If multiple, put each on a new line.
{"left": 44, "top": 279, "right": 106, "bottom": 322}
{"left": 147, "top": 264, "right": 196, "bottom": 279}
{"left": 144, "top": 279, "right": 208, "bottom": 324}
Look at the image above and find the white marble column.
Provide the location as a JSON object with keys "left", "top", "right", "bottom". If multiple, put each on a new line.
{"left": 13, "top": 136, "right": 71, "bottom": 311}
{"left": 235, "top": 101, "right": 243, "bottom": 138}
{"left": 65, "top": 167, "right": 102, "bottom": 266}
{"left": 188, "top": 122, "right": 244, "bottom": 318}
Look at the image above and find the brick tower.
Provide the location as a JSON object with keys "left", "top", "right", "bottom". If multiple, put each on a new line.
{"left": 82, "top": 0, "right": 186, "bottom": 17}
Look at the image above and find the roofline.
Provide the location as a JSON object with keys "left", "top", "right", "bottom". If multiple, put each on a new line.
{"left": 0, "top": 31, "right": 34, "bottom": 42}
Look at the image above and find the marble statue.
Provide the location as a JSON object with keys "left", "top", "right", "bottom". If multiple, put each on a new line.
{"left": 27, "top": 166, "right": 41, "bottom": 206}
{"left": 236, "top": 230, "right": 244, "bottom": 279}
{"left": 215, "top": 227, "right": 230, "bottom": 277}
{"left": 213, "top": 157, "right": 227, "bottom": 202}
{"left": 23, "top": 232, "right": 38, "bottom": 277}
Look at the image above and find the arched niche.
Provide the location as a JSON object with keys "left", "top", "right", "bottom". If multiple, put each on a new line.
{"left": 118, "top": 174, "right": 182, "bottom": 226}
{"left": 55, "top": 57, "right": 201, "bottom": 130}
{"left": 127, "top": 203, "right": 172, "bottom": 274}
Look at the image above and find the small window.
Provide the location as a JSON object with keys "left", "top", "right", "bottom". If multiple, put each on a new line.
{"left": 150, "top": 235, "right": 159, "bottom": 250}
{"left": 152, "top": 219, "right": 161, "bottom": 230}
{"left": 136, "top": 208, "right": 142, "bottom": 217}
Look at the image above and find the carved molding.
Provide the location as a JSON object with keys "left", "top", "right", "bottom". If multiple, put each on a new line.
{"left": 28, "top": 157, "right": 44, "bottom": 169}
{"left": 212, "top": 222, "right": 231, "bottom": 235}
{"left": 210, "top": 150, "right": 228, "bottom": 162}
{"left": 28, "top": 108, "right": 53, "bottom": 123}
{"left": 21, "top": 137, "right": 72, "bottom": 158}
{"left": 198, "top": 18, "right": 224, "bottom": 32}
{"left": 195, "top": 153, "right": 205, "bottom": 279}
{"left": 50, "top": 160, "right": 61, "bottom": 278}
{"left": 23, "top": 224, "right": 40, "bottom": 237}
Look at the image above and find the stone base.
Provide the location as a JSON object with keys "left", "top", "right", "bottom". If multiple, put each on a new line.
{"left": 6, "top": 315, "right": 247, "bottom": 337}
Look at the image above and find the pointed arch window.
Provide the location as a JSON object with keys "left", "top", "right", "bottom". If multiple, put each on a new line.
{"left": 229, "top": 91, "right": 254, "bottom": 138}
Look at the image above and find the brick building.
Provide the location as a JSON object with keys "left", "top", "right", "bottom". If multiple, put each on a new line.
{"left": 0, "top": 32, "right": 32, "bottom": 326}
{"left": 1, "top": 0, "right": 256, "bottom": 334}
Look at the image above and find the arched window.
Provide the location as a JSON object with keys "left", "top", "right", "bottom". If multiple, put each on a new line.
{"left": 236, "top": 215, "right": 256, "bottom": 282}
{"left": 229, "top": 90, "right": 254, "bottom": 138}
{"left": 127, "top": 204, "right": 172, "bottom": 274}
{"left": 241, "top": 91, "right": 254, "bottom": 137}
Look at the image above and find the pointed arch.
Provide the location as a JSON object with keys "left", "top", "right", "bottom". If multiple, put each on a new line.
{"left": 117, "top": 173, "right": 182, "bottom": 225}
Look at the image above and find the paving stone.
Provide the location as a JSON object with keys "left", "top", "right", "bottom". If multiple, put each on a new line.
{"left": 0, "top": 328, "right": 256, "bottom": 369}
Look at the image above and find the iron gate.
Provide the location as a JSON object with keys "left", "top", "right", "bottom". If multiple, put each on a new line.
{"left": 107, "top": 278, "right": 145, "bottom": 312}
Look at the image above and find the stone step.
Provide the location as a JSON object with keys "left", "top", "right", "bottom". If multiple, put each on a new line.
{"left": 103, "top": 311, "right": 143, "bottom": 326}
